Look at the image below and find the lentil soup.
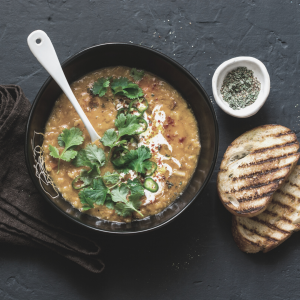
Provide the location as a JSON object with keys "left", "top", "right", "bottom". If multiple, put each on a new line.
{"left": 43, "top": 66, "right": 201, "bottom": 222}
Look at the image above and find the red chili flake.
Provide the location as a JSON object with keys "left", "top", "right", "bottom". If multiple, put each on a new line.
{"left": 167, "top": 116, "right": 175, "bottom": 126}
{"left": 158, "top": 120, "right": 160, "bottom": 123}
{"left": 167, "top": 134, "right": 170, "bottom": 138}
{"left": 179, "top": 137, "right": 186, "bottom": 143}
{"left": 163, "top": 124, "right": 169, "bottom": 129}
{"left": 155, "top": 98, "right": 158, "bottom": 101}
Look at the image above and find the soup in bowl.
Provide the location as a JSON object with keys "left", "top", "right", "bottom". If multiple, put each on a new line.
{"left": 43, "top": 66, "right": 200, "bottom": 223}
{"left": 25, "top": 43, "right": 218, "bottom": 233}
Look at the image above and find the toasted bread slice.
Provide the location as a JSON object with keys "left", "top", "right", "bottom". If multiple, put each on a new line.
{"left": 232, "top": 165, "right": 300, "bottom": 253}
{"left": 217, "top": 125, "right": 299, "bottom": 217}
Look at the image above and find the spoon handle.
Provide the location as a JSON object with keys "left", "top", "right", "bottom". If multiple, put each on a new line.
{"left": 27, "top": 30, "right": 100, "bottom": 143}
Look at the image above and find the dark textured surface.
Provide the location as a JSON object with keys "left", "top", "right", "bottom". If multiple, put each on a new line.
{"left": 1, "top": 0, "right": 300, "bottom": 299}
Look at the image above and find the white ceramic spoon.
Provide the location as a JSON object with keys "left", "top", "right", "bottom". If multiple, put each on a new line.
{"left": 27, "top": 30, "right": 101, "bottom": 143}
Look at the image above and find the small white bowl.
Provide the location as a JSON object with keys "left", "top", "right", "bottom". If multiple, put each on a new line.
{"left": 212, "top": 56, "right": 270, "bottom": 118}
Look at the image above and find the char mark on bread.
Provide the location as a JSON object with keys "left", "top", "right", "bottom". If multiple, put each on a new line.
{"left": 217, "top": 124, "right": 300, "bottom": 217}
{"left": 232, "top": 166, "right": 300, "bottom": 253}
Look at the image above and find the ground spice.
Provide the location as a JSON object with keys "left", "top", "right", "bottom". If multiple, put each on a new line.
{"left": 220, "top": 67, "right": 261, "bottom": 110}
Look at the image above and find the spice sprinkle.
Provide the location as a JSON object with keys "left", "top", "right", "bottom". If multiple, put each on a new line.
{"left": 220, "top": 67, "right": 261, "bottom": 110}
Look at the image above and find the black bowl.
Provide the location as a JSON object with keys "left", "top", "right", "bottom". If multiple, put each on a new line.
{"left": 25, "top": 43, "right": 218, "bottom": 234}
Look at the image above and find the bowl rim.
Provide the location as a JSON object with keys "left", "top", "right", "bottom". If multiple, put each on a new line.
{"left": 25, "top": 42, "right": 219, "bottom": 234}
{"left": 212, "top": 56, "right": 270, "bottom": 118}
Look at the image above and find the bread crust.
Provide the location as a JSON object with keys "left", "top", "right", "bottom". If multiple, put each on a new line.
{"left": 232, "top": 166, "right": 300, "bottom": 253}
{"left": 217, "top": 124, "right": 299, "bottom": 217}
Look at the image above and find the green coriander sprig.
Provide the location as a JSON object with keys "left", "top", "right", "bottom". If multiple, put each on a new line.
{"left": 49, "top": 127, "right": 84, "bottom": 173}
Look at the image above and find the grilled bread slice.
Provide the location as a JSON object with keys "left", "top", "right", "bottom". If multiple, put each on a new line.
{"left": 217, "top": 124, "right": 299, "bottom": 217}
{"left": 232, "top": 165, "right": 300, "bottom": 253}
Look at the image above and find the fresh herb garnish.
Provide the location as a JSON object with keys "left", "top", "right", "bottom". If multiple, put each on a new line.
{"left": 111, "top": 183, "right": 143, "bottom": 217}
{"left": 92, "top": 77, "right": 110, "bottom": 97}
{"left": 130, "top": 68, "right": 145, "bottom": 81}
{"left": 49, "top": 127, "right": 84, "bottom": 173}
{"left": 104, "top": 194, "right": 115, "bottom": 210}
{"left": 78, "top": 178, "right": 108, "bottom": 210}
{"left": 112, "top": 145, "right": 153, "bottom": 175}
{"left": 127, "top": 178, "right": 145, "bottom": 201}
{"left": 101, "top": 113, "right": 143, "bottom": 157}
{"left": 111, "top": 77, "right": 144, "bottom": 99}
{"left": 102, "top": 171, "right": 120, "bottom": 185}
{"left": 73, "top": 144, "right": 105, "bottom": 173}
{"left": 78, "top": 188, "right": 95, "bottom": 211}
{"left": 72, "top": 165, "right": 101, "bottom": 190}
{"left": 100, "top": 128, "right": 119, "bottom": 148}
{"left": 114, "top": 199, "right": 142, "bottom": 217}
{"left": 78, "top": 176, "right": 144, "bottom": 217}
{"left": 115, "top": 113, "right": 143, "bottom": 137}
{"left": 85, "top": 144, "right": 106, "bottom": 166}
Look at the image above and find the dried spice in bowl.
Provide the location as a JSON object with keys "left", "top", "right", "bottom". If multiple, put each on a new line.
{"left": 220, "top": 67, "right": 261, "bottom": 110}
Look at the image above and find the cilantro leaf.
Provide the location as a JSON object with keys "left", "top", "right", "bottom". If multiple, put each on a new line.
{"left": 60, "top": 150, "right": 77, "bottom": 161}
{"left": 79, "top": 191, "right": 95, "bottom": 211}
{"left": 59, "top": 127, "right": 84, "bottom": 149}
{"left": 114, "top": 113, "right": 126, "bottom": 129}
{"left": 100, "top": 114, "right": 143, "bottom": 160}
{"left": 105, "top": 194, "right": 115, "bottom": 210}
{"left": 57, "top": 134, "right": 65, "bottom": 147}
{"left": 112, "top": 145, "right": 153, "bottom": 175}
{"left": 111, "top": 184, "right": 143, "bottom": 217}
{"left": 49, "top": 145, "right": 60, "bottom": 158}
{"left": 101, "top": 128, "right": 118, "bottom": 148}
{"left": 49, "top": 127, "right": 84, "bottom": 173}
{"left": 114, "top": 198, "right": 142, "bottom": 217}
{"left": 78, "top": 178, "right": 108, "bottom": 209}
{"left": 73, "top": 144, "right": 105, "bottom": 173}
{"left": 111, "top": 77, "right": 144, "bottom": 99}
{"left": 112, "top": 149, "right": 137, "bottom": 168}
{"left": 85, "top": 144, "right": 106, "bottom": 167}
{"left": 111, "top": 183, "right": 129, "bottom": 203}
{"left": 116, "top": 114, "right": 141, "bottom": 138}
{"left": 92, "top": 77, "right": 110, "bottom": 97}
{"left": 79, "top": 166, "right": 100, "bottom": 186}
{"left": 117, "top": 167, "right": 131, "bottom": 175}
{"left": 130, "top": 68, "right": 145, "bottom": 81}
{"left": 127, "top": 178, "right": 145, "bottom": 201}
{"left": 102, "top": 171, "right": 120, "bottom": 185}
{"left": 128, "top": 146, "right": 152, "bottom": 173}
{"left": 114, "top": 202, "right": 134, "bottom": 217}
{"left": 73, "top": 148, "right": 95, "bottom": 169}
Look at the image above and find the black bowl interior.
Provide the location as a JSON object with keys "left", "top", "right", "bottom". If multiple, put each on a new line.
{"left": 25, "top": 43, "right": 218, "bottom": 234}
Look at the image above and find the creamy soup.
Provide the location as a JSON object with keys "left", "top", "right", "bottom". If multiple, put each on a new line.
{"left": 43, "top": 66, "right": 200, "bottom": 222}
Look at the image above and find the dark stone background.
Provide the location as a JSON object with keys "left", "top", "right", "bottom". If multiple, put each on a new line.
{"left": 1, "top": 0, "right": 300, "bottom": 299}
